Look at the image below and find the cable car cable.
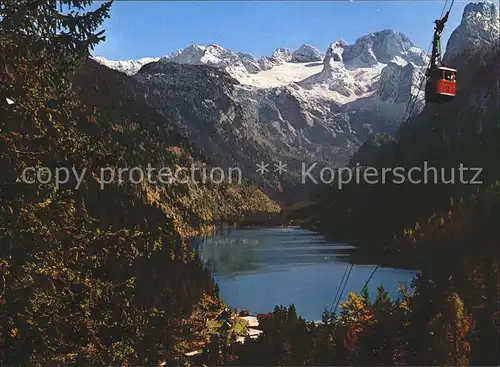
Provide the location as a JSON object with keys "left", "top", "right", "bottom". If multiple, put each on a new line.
{"left": 360, "top": 264, "right": 380, "bottom": 294}
{"left": 399, "top": 0, "right": 452, "bottom": 127}
{"left": 329, "top": 261, "right": 351, "bottom": 313}
{"left": 448, "top": 0, "right": 455, "bottom": 15}
{"left": 332, "top": 263, "right": 354, "bottom": 315}
{"left": 329, "top": 262, "right": 350, "bottom": 313}
{"left": 329, "top": 0, "right": 466, "bottom": 322}
{"left": 396, "top": 0, "right": 455, "bottom": 140}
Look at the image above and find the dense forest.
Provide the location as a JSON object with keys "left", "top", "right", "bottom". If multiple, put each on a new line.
{"left": 0, "top": 1, "right": 278, "bottom": 364}
{"left": 208, "top": 181, "right": 499, "bottom": 366}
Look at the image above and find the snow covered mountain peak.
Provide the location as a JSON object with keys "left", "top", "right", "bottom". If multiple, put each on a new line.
{"left": 160, "top": 43, "right": 255, "bottom": 76}
{"left": 342, "top": 29, "right": 428, "bottom": 67}
{"left": 443, "top": 1, "right": 499, "bottom": 63}
{"left": 91, "top": 29, "right": 428, "bottom": 111}
{"left": 271, "top": 47, "right": 293, "bottom": 62}
{"left": 91, "top": 56, "right": 160, "bottom": 75}
{"left": 163, "top": 43, "right": 236, "bottom": 66}
{"left": 257, "top": 45, "right": 324, "bottom": 70}
{"left": 142, "top": 43, "right": 325, "bottom": 77}
{"left": 257, "top": 47, "right": 293, "bottom": 70}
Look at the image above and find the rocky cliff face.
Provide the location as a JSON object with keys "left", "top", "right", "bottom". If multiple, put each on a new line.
{"left": 444, "top": 1, "right": 500, "bottom": 64}
{"left": 133, "top": 61, "right": 302, "bottom": 200}
{"left": 377, "top": 61, "right": 424, "bottom": 105}
{"left": 290, "top": 44, "right": 324, "bottom": 63}
{"left": 342, "top": 29, "right": 428, "bottom": 67}
{"left": 119, "top": 29, "right": 430, "bottom": 172}
{"left": 352, "top": 8, "right": 499, "bottom": 169}
{"left": 256, "top": 45, "right": 325, "bottom": 70}
{"left": 297, "top": 44, "right": 359, "bottom": 97}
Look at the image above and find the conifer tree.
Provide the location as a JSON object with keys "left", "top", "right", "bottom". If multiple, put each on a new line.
{"left": 438, "top": 292, "right": 472, "bottom": 366}
{"left": 1, "top": 1, "right": 113, "bottom": 364}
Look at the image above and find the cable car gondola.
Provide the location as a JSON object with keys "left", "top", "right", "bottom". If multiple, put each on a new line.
{"left": 424, "top": 7, "right": 457, "bottom": 103}
{"left": 395, "top": 0, "right": 457, "bottom": 140}
{"left": 425, "top": 66, "right": 457, "bottom": 103}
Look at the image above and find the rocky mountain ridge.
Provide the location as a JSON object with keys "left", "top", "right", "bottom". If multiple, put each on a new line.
{"left": 90, "top": 1, "right": 499, "bottom": 201}
{"left": 444, "top": 1, "right": 499, "bottom": 63}
{"left": 92, "top": 56, "right": 160, "bottom": 75}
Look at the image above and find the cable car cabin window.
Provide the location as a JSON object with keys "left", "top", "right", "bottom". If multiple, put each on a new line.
{"left": 443, "top": 70, "right": 456, "bottom": 81}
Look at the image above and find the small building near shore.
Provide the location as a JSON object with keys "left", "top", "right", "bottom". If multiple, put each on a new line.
{"left": 240, "top": 316, "right": 259, "bottom": 328}
{"left": 246, "top": 328, "right": 263, "bottom": 339}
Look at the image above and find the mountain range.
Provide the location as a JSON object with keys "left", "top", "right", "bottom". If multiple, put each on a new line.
{"left": 91, "top": 1, "right": 499, "bottom": 201}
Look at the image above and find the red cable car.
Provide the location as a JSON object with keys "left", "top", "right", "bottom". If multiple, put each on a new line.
{"left": 425, "top": 66, "right": 457, "bottom": 103}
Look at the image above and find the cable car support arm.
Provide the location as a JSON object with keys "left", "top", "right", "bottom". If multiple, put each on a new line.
{"left": 429, "top": 10, "right": 450, "bottom": 71}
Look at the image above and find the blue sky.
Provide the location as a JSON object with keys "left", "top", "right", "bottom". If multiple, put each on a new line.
{"left": 93, "top": 1, "right": 470, "bottom": 60}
